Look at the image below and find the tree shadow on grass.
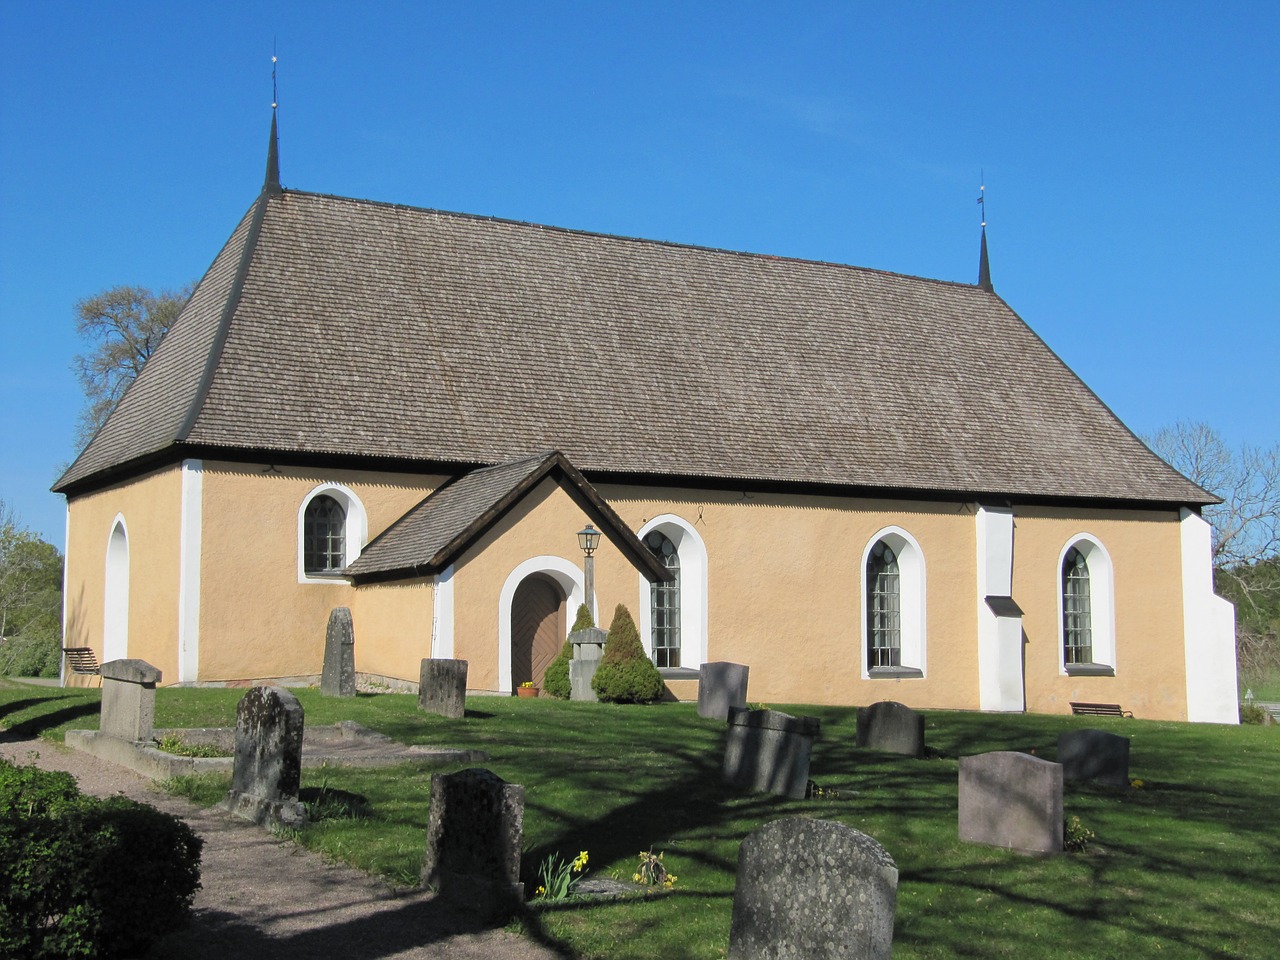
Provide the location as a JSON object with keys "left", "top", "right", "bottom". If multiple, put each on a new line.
{"left": 0, "top": 700, "right": 100, "bottom": 741}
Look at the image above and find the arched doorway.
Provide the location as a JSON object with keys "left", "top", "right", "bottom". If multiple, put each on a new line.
{"left": 510, "top": 573, "right": 566, "bottom": 689}
{"left": 103, "top": 518, "right": 130, "bottom": 663}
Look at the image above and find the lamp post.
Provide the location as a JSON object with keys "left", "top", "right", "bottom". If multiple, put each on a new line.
{"left": 577, "top": 523, "right": 601, "bottom": 621}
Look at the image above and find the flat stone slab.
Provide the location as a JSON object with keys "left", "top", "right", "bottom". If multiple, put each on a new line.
{"left": 66, "top": 721, "right": 487, "bottom": 780}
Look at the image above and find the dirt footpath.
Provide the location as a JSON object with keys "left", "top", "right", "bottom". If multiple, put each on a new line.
{"left": 0, "top": 734, "right": 566, "bottom": 960}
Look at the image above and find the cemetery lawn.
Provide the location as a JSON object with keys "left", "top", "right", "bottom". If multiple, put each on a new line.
{"left": 2, "top": 680, "right": 1277, "bottom": 959}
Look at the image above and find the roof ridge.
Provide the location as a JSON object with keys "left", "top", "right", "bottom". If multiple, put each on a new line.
{"left": 278, "top": 188, "right": 988, "bottom": 292}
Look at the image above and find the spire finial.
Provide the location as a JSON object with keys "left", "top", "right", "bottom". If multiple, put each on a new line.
{"left": 977, "top": 173, "right": 993, "bottom": 292}
{"left": 264, "top": 50, "right": 281, "bottom": 195}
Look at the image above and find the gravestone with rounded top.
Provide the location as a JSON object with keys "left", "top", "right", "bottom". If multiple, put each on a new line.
{"left": 1058, "top": 729, "right": 1130, "bottom": 787}
{"left": 98, "top": 659, "right": 162, "bottom": 742}
{"left": 958, "top": 751, "right": 1063, "bottom": 854}
{"left": 421, "top": 767, "right": 525, "bottom": 920}
{"left": 418, "top": 658, "right": 468, "bottom": 718}
{"left": 724, "top": 707, "right": 821, "bottom": 800}
{"left": 221, "top": 685, "right": 307, "bottom": 828}
{"left": 320, "top": 607, "right": 356, "bottom": 696}
{"left": 698, "top": 661, "right": 750, "bottom": 720}
{"left": 856, "top": 700, "right": 926, "bottom": 758}
{"left": 729, "top": 817, "right": 897, "bottom": 960}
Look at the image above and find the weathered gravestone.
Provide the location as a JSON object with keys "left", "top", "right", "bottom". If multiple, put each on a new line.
{"left": 723, "top": 707, "right": 820, "bottom": 800}
{"left": 856, "top": 700, "right": 925, "bottom": 758}
{"left": 98, "top": 659, "right": 162, "bottom": 741}
{"left": 729, "top": 817, "right": 897, "bottom": 960}
{"left": 698, "top": 661, "right": 750, "bottom": 720}
{"left": 569, "top": 626, "right": 607, "bottom": 701}
{"left": 421, "top": 768, "right": 525, "bottom": 920}
{"left": 958, "top": 751, "right": 1062, "bottom": 854}
{"left": 320, "top": 607, "right": 356, "bottom": 697}
{"left": 221, "top": 686, "right": 307, "bottom": 828}
{"left": 1058, "top": 729, "right": 1130, "bottom": 787}
{"left": 418, "top": 659, "right": 468, "bottom": 718}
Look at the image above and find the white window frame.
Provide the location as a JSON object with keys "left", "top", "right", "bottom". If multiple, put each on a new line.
{"left": 1057, "top": 535, "right": 1116, "bottom": 676}
{"left": 637, "top": 514, "right": 708, "bottom": 671}
{"left": 103, "top": 514, "right": 130, "bottom": 663}
{"left": 297, "top": 483, "right": 368, "bottom": 584}
{"left": 860, "top": 526, "right": 926, "bottom": 679}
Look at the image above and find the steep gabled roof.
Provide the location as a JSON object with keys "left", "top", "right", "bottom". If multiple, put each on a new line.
{"left": 55, "top": 180, "right": 1213, "bottom": 506}
{"left": 346, "top": 451, "right": 673, "bottom": 584}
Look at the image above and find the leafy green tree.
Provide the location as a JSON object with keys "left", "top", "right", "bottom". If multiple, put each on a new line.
{"left": 0, "top": 502, "right": 63, "bottom": 677}
{"left": 544, "top": 604, "right": 594, "bottom": 700}
{"left": 73, "top": 283, "right": 193, "bottom": 447}
{"left": 591, "top": 604, "right": 665, "bottom": 704}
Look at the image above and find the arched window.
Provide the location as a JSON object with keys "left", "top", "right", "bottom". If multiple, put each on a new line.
{"left": 297, "top": 483, "right": 368, "bottom": 583}
{"left": 304, "top": 495, "right": 346, "bottom": 574}
{"left": 1062, "top": 547, "right": 1092, "bottom": 665}
{"left": 860, "top": 527, "right": 925, "bottom": 679}
{"left": 1058, "top": 536, "right": 1116, "bottom": 675}
{"left": 866, "top": 540, "right": 901, "bottom": 669}
{"left": 646, "top": 530, "right": 681, "bottom": 668}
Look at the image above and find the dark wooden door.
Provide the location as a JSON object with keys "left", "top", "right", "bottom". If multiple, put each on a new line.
{"left": 511, "top": 574, "right": 564, "bottom": 688}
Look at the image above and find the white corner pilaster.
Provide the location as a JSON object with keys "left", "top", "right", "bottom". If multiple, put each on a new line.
{"left": 976, "top": 504, "right": 1024, "bottom": 712}
{"left": 177, "top": 459, "right": 203, "bottom": 683}
{"left": 431, "top": 564, "right": 456, "bottom": 659}
{"left": 1180, "top": 509, "right": 1238, "bottom": 723}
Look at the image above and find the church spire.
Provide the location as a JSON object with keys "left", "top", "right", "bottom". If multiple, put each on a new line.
{"left": 263, "top": 53, "right": 281, "bottom": 195}
{"left": 976, "top": 179, "right": 993, "bottom": 292}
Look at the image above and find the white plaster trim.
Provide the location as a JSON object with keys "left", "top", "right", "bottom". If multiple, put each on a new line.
{"left": 976, "top": 505, "right": 1022, "bottom": 711}
{"left": 1180, "top": 509, "right": 1239, "bottom": 723}
{"left": 1056, "top": 534, "right": 1116, "bottom": 673}
{"left": 297, "top": 482, "right": 369, "bottom": 584}
{"left": 859, "top": 525, "right": 927, "bottom": 680}
{"left": 177, "top": 460, "right": 203, "bottom": 683}
{"left": 103, "top": 514, "right": 129, "bottom": 663}
{"left": 431, "top": 564, "right": 455, "bottom": 659}
{"left": 497, "top": 556, "right": 585, "bottom": 694}
{"left": 60, "top": 506, "right": 71, "bottom": 686}
{"left": 636, "top": 515, "right": 709, "bottom": 669}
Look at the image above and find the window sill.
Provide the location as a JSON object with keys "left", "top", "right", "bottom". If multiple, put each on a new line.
{"left": 1064, "top": 663, "right": 1115, "bottom": 678}
{"left": 300, "top": 571, "right": 350, "bottom": 585}
{"left": 869, "top": 666, "right": 924, "bottom": 680}
{"left": 658, "top": 667, "right": 700, "bottom": 680}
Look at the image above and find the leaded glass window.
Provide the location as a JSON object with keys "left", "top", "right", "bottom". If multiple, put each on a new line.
{"left": 1063, "top": 546, "right": 1092, "bottom": 664}
{"left": 646, "top": 530, "right": 681, "bottom": 668}
{"left": 867, "top": 540, "right": 901, "bottom": 669}
{"left": 304, "top": 495, "right": 346, "bottom": 574}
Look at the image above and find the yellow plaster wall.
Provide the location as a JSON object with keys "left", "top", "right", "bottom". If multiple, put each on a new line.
{"left": 196, "top": 462, "right": 443, "bottom": 682}
{"left": 63, "top": 467, "right": 183, "bottom": 684}
{"left": 1014, "top": 506, "right": 1188, "bottom": 721}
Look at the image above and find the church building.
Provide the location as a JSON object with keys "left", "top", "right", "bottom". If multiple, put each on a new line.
{"left": 54, "top": 116, "right": 1238, "bottom": 722}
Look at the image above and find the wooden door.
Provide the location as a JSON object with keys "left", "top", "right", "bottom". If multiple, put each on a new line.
{"left": 511, "top": 574, "right": 565, "bottom": 688}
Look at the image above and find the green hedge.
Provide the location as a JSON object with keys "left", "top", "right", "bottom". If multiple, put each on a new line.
{"left": 0, "top": 758, "right": 203, "bottom": 959}
{"left": 592, "top": 604, "right": 665, "bottom": 704}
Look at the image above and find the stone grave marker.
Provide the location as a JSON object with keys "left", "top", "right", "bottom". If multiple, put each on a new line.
{"left": 98, "top": 659, "right": 162, "bottom": 741}
{"left": 856, "top": 700, "right": 926, "bottom": 758}
{"left": 421, "top": 767, "right": 525, "bottom": 920}
{"left": 418, "top": 659, "right": 468, "bottom": 718}
{"left": 958, "top": 751, "right": 1063, "bottom": 854}
{"left": 569, "top": 626, "right": 607, "bottom": 701}
{"left": 221, "top": 686, "right": 307, "bottom": 828}
{"left": 723, "top": 707, "right": 820, "bottom": 800}
{"left": 729, "top": 817, "right": 897, "bottom": 960}
{"left": 698, "top": 661, "right": 750, "bottom": 720}
{"left": 320, "top": 607, "right": 356, "bottom": 697}
{"left": 1058, "top": 729, "right": 1130, "bottom": 787}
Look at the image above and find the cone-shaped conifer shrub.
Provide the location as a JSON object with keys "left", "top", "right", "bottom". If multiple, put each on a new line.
{"left": 544, "top": 604, "right": 594, "bottom": 699}
{"left": 592, "top": 604, "right": 665, "bottom": 703}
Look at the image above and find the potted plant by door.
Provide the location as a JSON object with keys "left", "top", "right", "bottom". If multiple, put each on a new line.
{"left": 517, "top": 681, "right": 540, "bottom": 698}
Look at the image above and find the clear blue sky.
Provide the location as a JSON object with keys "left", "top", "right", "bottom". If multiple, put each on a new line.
{"left": 2, "top": 2, "right": 1277, "bottom": 546}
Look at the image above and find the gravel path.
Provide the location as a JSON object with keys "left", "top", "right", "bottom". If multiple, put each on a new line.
{"left": 0, "top": 733, "right": 566, "bottom": 960}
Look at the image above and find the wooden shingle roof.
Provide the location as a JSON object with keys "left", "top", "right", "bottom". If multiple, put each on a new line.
{"left": 55, "top": 186, "right": 1212, "bottom": 506}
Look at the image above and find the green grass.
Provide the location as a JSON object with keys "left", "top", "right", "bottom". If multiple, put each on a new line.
{"left": 2, "top": 679, "right": 1277, "bottom": 959}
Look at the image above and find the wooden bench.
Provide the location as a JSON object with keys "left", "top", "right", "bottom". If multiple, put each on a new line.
{"left": 1069, "top": 701, "right": 1132, "bottom": 718}
{"left": 62, "top": 647, "right": 102, "bottom": 686}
